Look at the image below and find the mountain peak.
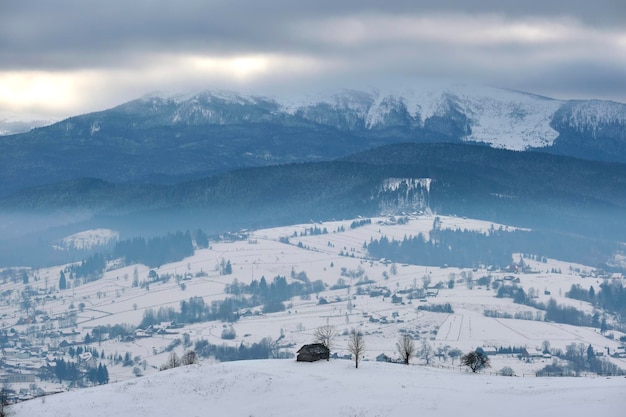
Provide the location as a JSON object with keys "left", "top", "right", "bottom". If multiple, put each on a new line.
{"left": 127, "top": 84, "right": 624, "bottom": 151}
{"left": 2, "top": 84, "right": 626, "bottom": 197}
{"left": 139, "top": 89, "right": 272, "bottom": 106}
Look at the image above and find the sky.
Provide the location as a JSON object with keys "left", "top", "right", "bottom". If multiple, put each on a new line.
{"left": 1, "top": 0, "right": 625, "bottom": 120}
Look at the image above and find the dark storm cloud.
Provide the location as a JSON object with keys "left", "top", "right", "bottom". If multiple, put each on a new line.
{"left": 1, "top": 0, "right": 624, "bottom": 70}
{"left": 513, "top": 61, "right": 626, "bottom": 102}
{"left": 1, "top": 0, "right": 624, "bottom": 117}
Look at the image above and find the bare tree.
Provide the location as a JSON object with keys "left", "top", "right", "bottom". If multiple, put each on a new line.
{"left": 421, "top": 274, "right": 431, "bottom": 289}
{"left": 314, "top": 325, "right": 337, "bottom": 357}
{"left": 160, "top": 352, "right": 181, "bottom": 371}
{"left": 417, "top": 339, "right": 433, "bottom": 365}
{"left": 396, "top": 334, "right": 416, "bottom": 365}
{"left": 264, "top": 337, "right": 280, "bottom": 359}
{"left": 347, "top": 329, "right": 365, "bottom": 369}
{"left": 181, "top": 350, "right": 197, "bottom": 366}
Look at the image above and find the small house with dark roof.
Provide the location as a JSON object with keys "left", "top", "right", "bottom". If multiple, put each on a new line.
{"left": 391, "top": 294, "right": 403, "bottom": 304}
{"left": 296, "top": 343, "right": 330, "bottom": 362}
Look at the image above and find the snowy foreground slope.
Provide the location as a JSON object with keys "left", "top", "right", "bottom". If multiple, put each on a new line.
{"left": 12, "top": 359, "right": 626, "bottom": 417}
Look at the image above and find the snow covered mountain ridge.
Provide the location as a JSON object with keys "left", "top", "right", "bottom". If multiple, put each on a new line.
{"left": 2, "top": 83, "right": 626, "bottom": 198}
{"left": 280, "top": 84, "right": 560, "bottom": 150}
{"left": 140, "top": 84, "right": 626, "bottom": 152}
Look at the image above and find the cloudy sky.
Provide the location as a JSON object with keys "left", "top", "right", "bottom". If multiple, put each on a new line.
{"left": 1, "top": 0, "right": 625, "bottom": 119}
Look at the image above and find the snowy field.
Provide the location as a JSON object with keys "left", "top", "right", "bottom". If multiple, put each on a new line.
{"left": 2, "top": 214, "right": 625, "bottom": 397}
{"left": 11, "top": 359, "right": 626, "bottom": 417}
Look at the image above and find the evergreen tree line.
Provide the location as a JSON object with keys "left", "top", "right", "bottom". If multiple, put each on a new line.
{"left": 64, "top": 253, "right": 106, "bottom": 282}
{"left": 350, "top": 218, "right": 372, "bottom": 229}
{"left": 366, "top": 227, "right": 622, "bottom": 271}
{"left": 194, "top": 337, "right": 280, "bottom": 362}
{"left": 496, "top": 285, "right": 604, "bottom": 329}
{"left": 496, "top": 345, "right": 526, "bottom": 355}
{"left": 139, "top": 295, "right": 248, "bottom": 327}
{"left": 496, "top": 285, "right": 529, "bottom": 304}
{"left": 194, "top": 229, "right": 210, "bottom": 248}
{"left": 225, "top": 275, "right": 326, "bottom": 310}
{"left": 57, "top": 229, "right": 210, "bottom": 291}
{"left": 67, "top": 345, "right": 102, "bottom": 359}
{"left": 113, "top": 231, "right": 194, "bottom": 268}
{"left": 566, "top": 281, "right": 626, "bottom": 321}
{"left": 293, "top": 226, "right": 329, "bottom": 236}
{"left": 139, "top": 275, "right": 328, "bottom": 329}
{"left": 366, "top": 228, "right": 513, "bottom": 269}
{"left": 544, "top": 298, "right": 599, "bottom": 328}
{"left": 377, "top": 180, "right": 431, "bottom": 214}
{"left": 417, "top": 303, "right": 454, "bottom": 313}
{"left": 51, "top": 358, "right": 109, "bottom": 385}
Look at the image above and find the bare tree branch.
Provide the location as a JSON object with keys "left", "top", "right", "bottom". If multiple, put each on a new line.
{"left": 347, "top": 328, "right": 365, "bottom": 369}
{"left": 160, "top": 351, "right": 181, "bottom": 371}
{"left": 417, "top": 339, "right": 433, "bottom": 365}
{"left": 181, "top": 350, "right": 197, "bottom": 366}
{"left": 314, "top": 325, "right": 337, "bottom": 355}
{"left": 396, "top": 334, "right": 415, "bottom": 365}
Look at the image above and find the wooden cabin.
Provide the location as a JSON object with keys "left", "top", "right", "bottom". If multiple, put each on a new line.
{"left": 296, "top": 343, "right": 330, "bottom": 362}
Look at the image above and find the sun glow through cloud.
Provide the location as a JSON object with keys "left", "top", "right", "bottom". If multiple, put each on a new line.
{"left": 185, "top": 55, "right": 271, "bottom": 80}
{"left": 0, "top": 53, "right": 330, "bottom": 118}
{"left": 0, "top": 71, "right": 84, "bottom": 115}
{"left": 1, "top": 7, "right": 625, "bottom": 119}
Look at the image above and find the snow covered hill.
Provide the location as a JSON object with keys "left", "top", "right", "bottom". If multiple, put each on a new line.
{"left": 11, "top": 359, "right": 626, "bottom": 417}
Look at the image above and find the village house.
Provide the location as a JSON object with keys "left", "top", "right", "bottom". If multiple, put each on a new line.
{"left": 376, "top": 353, "right": 392, "bottom": 362}
{"left": 613, "top": 346, "right": 626, "bottom": 358}
{"left": 481, "top": 346, "right": 498, "bottom": 356}
{"left": 0, "top": 371, "right": 36, "bottom": 384}
{"left": 391, "top": 294, "right": 403, "bottom": 304}
{"left": 296, "top": 344, "right": 330, "bottom": 362}
{"left": 521, "top": 348, "right": 544, "bottom": 360}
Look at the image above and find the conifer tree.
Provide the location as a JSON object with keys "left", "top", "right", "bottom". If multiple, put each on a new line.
{"left": 59, "top": 271, "right": 67, "bottom": 290}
